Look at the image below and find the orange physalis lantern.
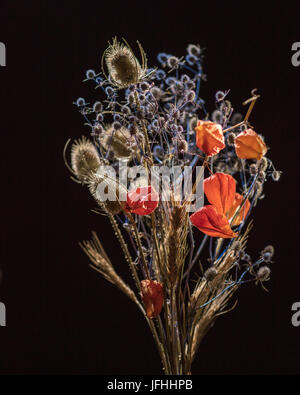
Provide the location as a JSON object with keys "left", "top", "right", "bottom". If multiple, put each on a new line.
{"left": 190, "top": 205, "right": 237, "bottom": 239}
{"left": 195, "top": 120, "right": 225, "bottom": 157}
{"left": 234, "top": 129, "right": 267, "bottom": 160}
{"left": 141, "top": 280, "right": 164, "bottom": 319}
{"left": 190, "top": 173, "right": 251, "bottom": 238}
{"left": 126, "top": 186, "right": 159, "bottom": 215}
{"left": 204, "top": 173, "right": 236, "bottom": 216}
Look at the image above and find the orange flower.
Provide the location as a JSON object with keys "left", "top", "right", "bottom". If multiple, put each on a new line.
{"left": 141, "top": 280, "right": 164, "bottom": 319}
{"left": 204, "top": 173, "right": 236, "bottom": 216}
{"left": 126, "top": 186, "right": 159, "bottom": 215}
{"left": 190, "top": 205, "right": 237, "bottom": 238}
{"left": 190, "top": 173, "right": 251, "bottom": 238}
{"left": 195, "top": 120, "right": 225, "bottom": 157}
{"left": 227, "top": 193, "right": 251, "bottom": 226}
{"left": 234, "top": 129, "right": 267, "bottom": 160}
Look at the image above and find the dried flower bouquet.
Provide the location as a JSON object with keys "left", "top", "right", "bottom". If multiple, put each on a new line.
{"left": 65, "top": 38, "right": 280, "bottom": 375}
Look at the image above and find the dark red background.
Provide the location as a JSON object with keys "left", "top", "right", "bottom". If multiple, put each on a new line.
{"left": 0, "top": 1, "right": 299, "bottom": 375}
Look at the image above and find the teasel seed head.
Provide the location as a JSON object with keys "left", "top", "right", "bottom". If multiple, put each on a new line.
{"left": 71, "top": 137, "right": 101, "bottom": 184}
{"left": 103, "top": 37, "right": 148, "bottom": 89}
{"left": 88, "top": 172, "right": 127, "bottom": 216}
{"left": 100, "top": 125, "right": 141, "bottom": 159}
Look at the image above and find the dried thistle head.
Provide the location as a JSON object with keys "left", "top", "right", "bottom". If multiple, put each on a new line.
{"left": 88, "top": 172, "right": 127, "bottom": 215}
{"left": 100, "top": 124, "right": 141, "bottom": 159}
{"left": 103, "top": 37, "right": 149, "bottom": 89}
{"left": 71, "top": 137, "right": 101, "bottom": 183}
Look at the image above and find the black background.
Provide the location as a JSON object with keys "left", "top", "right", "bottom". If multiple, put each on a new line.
{"left": 0, "top": 1, "right": 299, "bottom": 375}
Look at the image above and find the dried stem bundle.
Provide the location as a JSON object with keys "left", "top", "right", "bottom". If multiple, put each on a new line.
{"left": 65, "top": 38, "right": 280, "bottom": 374}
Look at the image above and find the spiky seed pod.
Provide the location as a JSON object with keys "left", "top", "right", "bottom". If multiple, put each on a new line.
{"left": 150, "top": 86, "right": 162, "bottom": 100}
{"left": 76, "top": 97, "right": 85, "bottom": 107}
{"left": 215, "top": 90, "right": 225, "bottom": 102}
{"left": 204, "top": 266, "right": 218, "bottom": 282}
{"left": 71, "top": 137, "right": 101, "bottom": 183}
{"left": 93, "top": 101, "right": 103, "bottom": 113}
{"left": 257, "top": 157, "right": 268, "bottom": 172}
{"left": 140, "top": 81, "right": 149, "bottom": 91}
{"left": 249, "top": 163, "right": 258, "bottom": 175}
{"left": 261, "top": 245, "right": 274, "bottom": 262}
{"left": 100, "top": 125, "right": 142, "bottom": 159}
{"left": 227, "top": 132, "right": 236, "bottom": 146}
{"left": 256, "top": 266, "right": 271, "bottom": 282}
{"left": 104, "top": 38, "right": 148, "bottom": 89}
{"left": 177, "top": 139, "right": 189, "bottom": 154}
{"left": 88, "top": 173, "right": 127, "bottom": 215}
{"left": 258, "top": 170, "right": 266, "bottom": 182}
{"left": 187, "top": 44, "right": 201, "bottom": 57}
{"left": 231, "top": 112, "right": 243, "bottom": 125}
{"left": 167, "top": 56, "right": 180, "bottom": 69}
{"left": 186, "top": 90, "right": 196, "bottom": 102}
{"left": 186, "top": 54, "right": 197, "bottom": 66}
{"left": 185, "top": 80, "right": 195, "bottom": 90}
{"left": 272, "top": 170, "right": 281, "bottom": 181}
{"left": 212, "top": 110, "right": 223, "bottom": 124}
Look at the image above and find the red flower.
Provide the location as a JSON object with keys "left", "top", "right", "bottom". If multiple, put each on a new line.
{"left": 234, "top": 129, "right": 267, "bottom": 160}
{"left": 141, "top": 280, "right": 164, "bottom": 319}
{"left": 195, "top": 120, "right": 225, "bottom": 157}
{"left": 126, "top": 186, "right": 159, "bottom": 215}
{"left": 190, "top": 173, "right": 251, "bottom": 238}
{"left": 190, "top": 205, "right": 237, "bottom": 238}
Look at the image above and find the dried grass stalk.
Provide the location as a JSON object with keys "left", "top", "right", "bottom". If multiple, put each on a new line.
{"left": 80, "top": 232, "right": 138, "bottom": 305}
